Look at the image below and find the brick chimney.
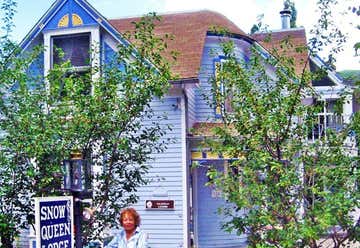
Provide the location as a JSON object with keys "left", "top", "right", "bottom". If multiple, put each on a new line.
{"left": 279, "top": 6, "right": 291, "bottom": 29}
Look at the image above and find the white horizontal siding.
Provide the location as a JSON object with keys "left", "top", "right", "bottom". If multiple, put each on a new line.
{"left": 196, "top": 36, "right": 252, "bottom": 122}
{"left": 187, "top": 88, "right": 197, "bottom": 128}
{"left": 133, "top": 96, "right": 186, "bottom": 248}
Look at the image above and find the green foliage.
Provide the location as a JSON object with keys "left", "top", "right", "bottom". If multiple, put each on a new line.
{"left": 284, "top": 0, "right": 297, "bottom": 28}
{"left": 250, "top": 24, "right": 259, "bottom": 35}
{"left": 354, "top": 42, "right": 360, "bottom": 56}
{"left": 0, "top": 0, "right": 16, "bottom": 38}
{"left": 203, "top": 6, "right": 359, "bottom": 247}
{"left": 338, "top": 70, "right": 360, "bottom": 85}
{"left": 0, "top": 9, "right": 174, "bottom": 246}
{"left": 309, "top": 0, "right": 347, "bottom": 67}
{"left": 250, "top": 14, "right": 268, "bottom": 35}
{"left": 250, "top": 0, "right": 296, "bottom": 35}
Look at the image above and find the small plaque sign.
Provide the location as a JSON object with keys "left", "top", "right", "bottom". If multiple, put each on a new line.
{"left": 145, "top": 200, "right": 174, "bottom": 210}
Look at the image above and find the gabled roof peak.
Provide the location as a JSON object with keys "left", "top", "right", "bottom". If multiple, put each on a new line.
{"left": 20, "top": 0, "right": 130, "bottom": 51}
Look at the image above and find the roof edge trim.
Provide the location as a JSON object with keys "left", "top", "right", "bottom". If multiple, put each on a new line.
{"left": 206, "top": 31, "right": 255, "bottom": 44}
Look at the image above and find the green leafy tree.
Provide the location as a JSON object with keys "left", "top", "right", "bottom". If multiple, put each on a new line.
{"left": 348, "top": 5, "right": 360, "bottom": 56}
{"left": 250, "top": 14, "right": 268, "bottom": 35}
{"left": 204, "top": 1, "right": 359, "bottom": 247}
{"left": 284, "top": 0, "right": 297, "bottom": 28}
{"left": 250, "top": 1, "right": 296, "bottom": 35}
{"left": 0, "top": 2, "right": 174, "bottom": 245}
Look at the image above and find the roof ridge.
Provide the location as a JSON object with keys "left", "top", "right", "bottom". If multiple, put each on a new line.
{"left": 253, "top": 27, "right": 306, "bottom": 35}
{"left": 109, "top": 9, "right": 228, "bottom": 21}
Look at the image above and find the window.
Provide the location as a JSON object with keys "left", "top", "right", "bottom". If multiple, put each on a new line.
{"left": 51, "top": 33, "right": 91, "bottom": 97}
{"left": 43, "top": 26, "right": 100, "bottom": 99}
{"left": 214, "top": 61, "right": 224, "bottom": 116}
{"left": 214, "top": 58, "right": 233, "bottom": 117}
{"left": 52, "top": 33, "right": 90, "bottom": 69}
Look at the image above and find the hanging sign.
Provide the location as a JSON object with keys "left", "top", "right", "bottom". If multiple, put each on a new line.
{"left": 34, "top": 196, "right": 74, "bottom": 248}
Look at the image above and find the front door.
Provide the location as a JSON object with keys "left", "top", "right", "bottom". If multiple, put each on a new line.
{"left": 192, "top": 161, "right": 247, "bottom": 248}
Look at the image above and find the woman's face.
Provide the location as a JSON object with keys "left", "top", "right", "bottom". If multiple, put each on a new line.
{"left": 122, "top": 213, "right": 136, "bottom": 233}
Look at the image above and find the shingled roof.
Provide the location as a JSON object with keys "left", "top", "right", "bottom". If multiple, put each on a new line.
{"left": 109, "top": 10, "right": 310, "bottom": 80}
{"left": 109, "top": 10, "right": 247, "bottom": 80}
{"left": 252, "top": 28, "right": 309, "bottom": 75}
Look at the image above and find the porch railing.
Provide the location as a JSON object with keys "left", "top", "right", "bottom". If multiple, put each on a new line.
{"left": 308, "top": 113, "right": 348, "bottom": 141}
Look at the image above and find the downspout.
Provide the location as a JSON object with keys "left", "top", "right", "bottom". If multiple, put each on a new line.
{"left": 181, "top": 86, "right": 190, "bottom": 248}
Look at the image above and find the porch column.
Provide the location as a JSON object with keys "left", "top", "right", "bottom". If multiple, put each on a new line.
{"left": 343, "top": 94, "right": 353, "bottom": 124}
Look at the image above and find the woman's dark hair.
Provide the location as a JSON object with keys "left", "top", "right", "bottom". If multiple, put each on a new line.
{"left": 119, "top": 207, "right": 141, "bottom": 227}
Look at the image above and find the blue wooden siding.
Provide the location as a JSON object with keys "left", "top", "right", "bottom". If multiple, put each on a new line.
{"left": 195, "top": 164, "right": 247, "bottom": 248}
{"left": 102, "top": 38, "right": 126, "bottom": 73}
{"left": 20, "top": 0, "right": 131, "bottom": 51}
{"left": 43, "top": 0, "right": 98, "bottom": 31}
{"left": 103, "top": 41, "right": 117, "bottom": 66}
{"left": 21, "top": 37, "right": 44, "bottom": 90}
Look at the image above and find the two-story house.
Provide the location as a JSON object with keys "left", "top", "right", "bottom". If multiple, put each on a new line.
{"left": 18, "top": 0, "right": 353, "bottom": 247}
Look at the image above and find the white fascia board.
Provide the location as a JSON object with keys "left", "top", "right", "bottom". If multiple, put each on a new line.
{"left": 310, "top": 55, "right": 343, "bottom": 86}
{"left": 20, "top": 0, "right": 66, "bottom": 51}
{"left": 314, "top": 86, "right": 344, "bottom": 99}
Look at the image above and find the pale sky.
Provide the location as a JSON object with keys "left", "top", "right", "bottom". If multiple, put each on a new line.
{"left": 9, "top": 0, "right": 360, "bottom": 71}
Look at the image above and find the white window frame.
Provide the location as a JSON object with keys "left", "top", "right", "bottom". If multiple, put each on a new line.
{"left": 214, "top": 59, "right": 226, "bottom": 116}
{"left": 43, "top": 26, "right": 100, "bottom": 93}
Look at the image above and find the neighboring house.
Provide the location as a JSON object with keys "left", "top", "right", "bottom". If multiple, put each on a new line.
{"left": 17, "top": 0, "right": 354, "bottom": 247}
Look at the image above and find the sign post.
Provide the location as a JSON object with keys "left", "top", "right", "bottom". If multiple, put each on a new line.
{"left": 34, "top": 196, "right": 74, "bottom": 248}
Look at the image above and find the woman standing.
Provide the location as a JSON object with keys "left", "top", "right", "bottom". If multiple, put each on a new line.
{"left": 105, "top": 208, "right": 149, "bottom": 248}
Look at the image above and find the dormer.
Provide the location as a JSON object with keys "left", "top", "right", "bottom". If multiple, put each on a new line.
{"left": 20, "top": 0, "right": 133, "bottom": 87}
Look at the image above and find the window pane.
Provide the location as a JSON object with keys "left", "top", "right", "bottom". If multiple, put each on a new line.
{"left": 53, "top": 34, "right": 90, "bottom": 67}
